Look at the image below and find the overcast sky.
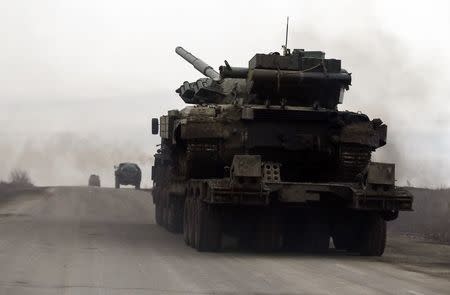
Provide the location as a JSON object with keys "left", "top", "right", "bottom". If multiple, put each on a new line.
{"left": 1, "top": 0, "right": 449, "bottom": 187}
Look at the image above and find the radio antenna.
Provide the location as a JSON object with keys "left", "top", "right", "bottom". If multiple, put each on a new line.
{"left": 282, "top": 17, "right": 290, "bottom": 55}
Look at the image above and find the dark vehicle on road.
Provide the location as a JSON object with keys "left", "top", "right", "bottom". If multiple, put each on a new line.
{"left": 151, "top": 46, "right": 413, "bottom": 255}
{"left": 88, "top": 174, "right": 101, "bottom": 187}
{"left": 115, "top": 163, "right": 141, "bottom": 189}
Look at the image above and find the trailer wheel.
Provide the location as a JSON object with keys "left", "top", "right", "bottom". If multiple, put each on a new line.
{"left": 191, "top": 195, "right": 198, "bottom": 249}
{"left": 253, "top": 209, "right": 283, "bottom": 252}
{"left": 331, "top": 214, "right": 355, "bottom": 251}
{"left": 237, "top": 212, "right": 254, "bottom": 249}
{"left": 166, "top": 198, "right": 175, "bottom": 232}
{"left": 332, "top": 234, "right": 345, "bottom": 250}
{"left": 189, "top": 198, "right": 196, "bottom": 247}
{"left": 189, "top": 195, "right": 196, "bottom": 248}
{"left": 161, "top": 197, "right": 169, "bottom": 228}
{"left": 155, "top": 202, "right": 163, "bottom": 226}
{"left": 300, "top": 212, "right": 330, "bottom": 253}
{"left": 195, "top": 198, "right": 221, "bottom": 252}
{"left": 283, "top": 209, "right": 301, "bottom": 250}
{"left": 167, "top": 198, "right": 183, "bottom": 233}
{"left": 332, "top": 228, "right": 353, "bottom": 251}
{"left": 359, "top": 213, "right": 386, "bottom": 256}
{"left": 183, "top": 198, "right": 190, "bottom": 245}
{"left": 176, "top": 199, "right": 184, "bottom": 233}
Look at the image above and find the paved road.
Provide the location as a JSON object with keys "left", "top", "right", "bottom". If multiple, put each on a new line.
{"left": 0, "top": 187, "right": 448, "bottom": 295}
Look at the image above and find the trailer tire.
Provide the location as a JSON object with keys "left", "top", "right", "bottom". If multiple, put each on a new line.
{"left": 195, "top": 199, "right": 221, "bottom": 252}
{"left": 359, "top": 213, "right": 386, "bottom": 256}
{"left": 254, "top": 209, "right": 282, "bottom": 252}
{"left": 331, "top": 215, "right": 355, "bottom": 251}
{"left": 162, "top": 197, "right": 169, "bottom": 229}
{"left": 183, "top": 198, "right": 190, "bottom": 245}
{"left": 155, "top": 202, "right": 163, "bottom": 226}
{"left": 167, "top": 198, "right": 183, "bottom": 233}
{"left": 189, "top": 197, "right": 196, "bottom": 248}
{"left": 300, "top": 212, "right": 330, "bottom": 253}
{"left": 332, "top": 230, "right": 355, "bottom": 251}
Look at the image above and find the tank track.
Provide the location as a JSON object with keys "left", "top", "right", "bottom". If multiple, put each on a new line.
{"left": 338, "top": 144, "right": 372, "bottom": 182}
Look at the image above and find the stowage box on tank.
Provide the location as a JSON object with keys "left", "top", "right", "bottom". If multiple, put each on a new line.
{"left": 151, "top": 46, "right": 413, "bottom": 255}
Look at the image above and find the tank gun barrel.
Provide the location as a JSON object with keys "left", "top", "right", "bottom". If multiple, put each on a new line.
{"left": 219, "top": 65, "right": 249, "bottom": 79}
{"left": 175, "top": 46, "right": 221, "bottom": 81}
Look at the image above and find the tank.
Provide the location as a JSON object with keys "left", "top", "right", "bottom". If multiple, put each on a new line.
{"left": 151, "top": 46, "right": 413, "bottom": 255}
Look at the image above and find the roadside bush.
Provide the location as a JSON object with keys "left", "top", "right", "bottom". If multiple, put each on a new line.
{"left": 9, "top": 169, "right": 33, "bottom": 187}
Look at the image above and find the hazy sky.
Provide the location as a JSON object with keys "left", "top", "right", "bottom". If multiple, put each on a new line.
{"left": 1, "top": 0, "right": 449, "bottom": 187}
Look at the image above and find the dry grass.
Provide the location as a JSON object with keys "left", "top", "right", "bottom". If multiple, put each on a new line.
{"left": 9, "top": 169, "right": 33, "bottom": 187}
{"left": 0, "top": 169, "right": 36, "bottom": 197}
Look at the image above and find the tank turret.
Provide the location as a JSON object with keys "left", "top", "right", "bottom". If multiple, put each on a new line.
{"left": 175, "top": 46, "right": 352, "bottom": 109}
{"left": 221, "top": 49, "right": 352, "bottom": 108}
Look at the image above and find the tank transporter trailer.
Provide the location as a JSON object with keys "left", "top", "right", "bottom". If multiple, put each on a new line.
{"left": 151, "top": 46, "right": 413, "bottom": 255}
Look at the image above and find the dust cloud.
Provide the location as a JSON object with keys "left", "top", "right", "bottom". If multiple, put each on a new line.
{"left": 2, "top": 28, "right": 449, "bottom": 188}
{"left": 0, "top": 132, "right": 153, "bottom": 188}
{"left": 0, "top": 98, "right": 160, "bottom": 187}
{"left": 1, "top": 1, "right": 449, "bottom": 188}
{"left": 290, "top": 27, "right": 450, "bottom": 188}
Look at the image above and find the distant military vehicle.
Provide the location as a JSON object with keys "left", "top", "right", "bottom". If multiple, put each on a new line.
{"left": 151, "top": 46, "right": 413, "bottom": 255}
{"left": 88, "top": 174, "right": 101, "bottom": 187}
{"left": 114, "top": 163, "right": 141, "bottom": 189}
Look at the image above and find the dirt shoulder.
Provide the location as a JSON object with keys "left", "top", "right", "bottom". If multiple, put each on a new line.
{"left": 390, "top": 187, "right": 450, "bottom": 244}
{"left": 383, "top": 233, "right": 450, "bottom": 278}
{"left": 0, "top": 183, "right": 47, "bottom": 199}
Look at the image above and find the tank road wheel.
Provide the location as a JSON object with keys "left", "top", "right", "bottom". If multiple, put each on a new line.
{"left": 253, "top": 209, "right": 283, "bottom": 252}
{"left": 300, "top": 211, "right": 330, "bottom": 253}
{"left": 195, "top": 198, "right": 222, "bottom": 252}
{"left": 359, "top": 213, "right": 386, "bottom": 256}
